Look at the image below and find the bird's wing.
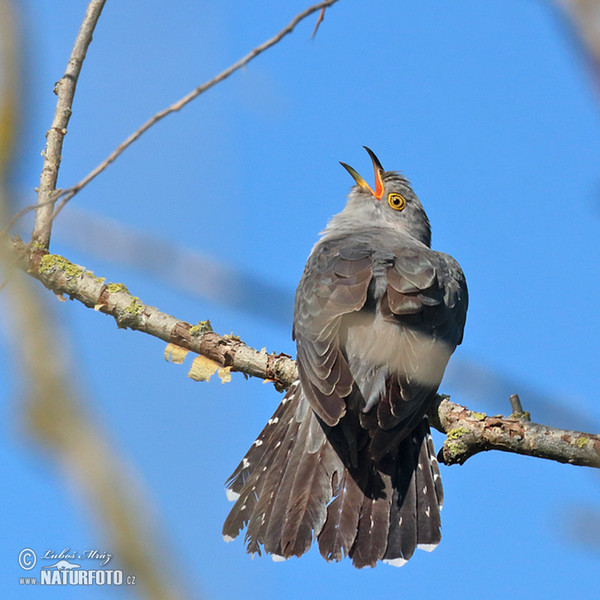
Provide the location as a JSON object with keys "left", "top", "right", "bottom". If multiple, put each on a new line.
{"left": 293, "top": 239, "right": 374, "bottom": 426}
{"left": 363, "top": 245, "right": 468, "bottom": 457}
{"left": 294, "top": 234, "right": 467, "bottom": 437}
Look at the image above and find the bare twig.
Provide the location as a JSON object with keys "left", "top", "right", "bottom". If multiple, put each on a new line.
{"left": 509, "top": 393, "right": 523, "bottom": 413}
{"left": 49, "top": 0, "right": 341, "bottom": 222}
{"left": 312, "top": 7, "right": 327, "bottom": 38}
{"left": 10, "top": 239, "right": 600, "bottom": 470}
{"left": 0, "top": 197, "right": 56, "bottom": 240}
{"left": 30, "top": 0, "right": 106, "bottom": 250}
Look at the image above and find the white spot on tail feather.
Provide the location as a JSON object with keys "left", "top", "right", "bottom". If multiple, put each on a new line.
{"left": 422, "top": 486, "right": 428, "bottom": 495}
{"left": 268, "top": 417, "right": 279, "bottom": 425}
{"left": 417, "top": 543, "right": 439, "bottom": 553}
{"left": 226, "top": 488, "right": 240, "bottom": 502}
{"left": 223, "top": 534, "right": 235, "bottom": 543}
{"left": 272, "top": 554, "right": 288, "bottom": 562}
{"left": 383, "top": 557, "right": 408, "bottom": 567}
{"left": 253, "top": 439, "right": 263, "bottom": 447}
{"left": 242, "top": 458, "right": 250, "bottom": 468}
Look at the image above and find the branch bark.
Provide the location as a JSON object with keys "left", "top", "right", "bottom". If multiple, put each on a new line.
{"left": 429, "top": 396, "right": 600, "bottom": 468}
{"left": 13, "top": 239, "right": 297, "bottom": 386}
{"left": 30, "top": 0, "right": 106, "bottom": 250}
{"left": 12, "top": 239, "right": 600, "bottom": 470}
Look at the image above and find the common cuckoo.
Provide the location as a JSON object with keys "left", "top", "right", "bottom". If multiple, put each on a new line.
{"left": 223, "top": 148, "right": 468, "bottom": 568}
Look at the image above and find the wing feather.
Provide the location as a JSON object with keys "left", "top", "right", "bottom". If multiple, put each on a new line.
{"left": 294, "top": 241, "right": 374, "bottom": 426}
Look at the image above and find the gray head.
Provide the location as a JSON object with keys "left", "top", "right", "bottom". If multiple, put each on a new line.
{"left": 325, "top": 147, "right": 431, "bottom": 247}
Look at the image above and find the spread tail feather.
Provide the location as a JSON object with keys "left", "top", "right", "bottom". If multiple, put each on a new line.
{"left": 223, "top": 386, "right": 444, "bottom": 568}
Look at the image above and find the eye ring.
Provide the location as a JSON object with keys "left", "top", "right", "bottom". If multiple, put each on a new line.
{"left": 388, "top": 192, "right": 406, "bottom": 211}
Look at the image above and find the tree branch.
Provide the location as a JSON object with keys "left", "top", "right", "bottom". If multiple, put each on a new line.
{"left": 12, "top": 239, "right": 297, "bottom": 387}
{"left": 429, "top": 395, "right": 600, "bottom": 468}
{"left": 30, "top": 0, "right": 106, "bottom": 250}
{"left": 11, "top": 239, "right": 600, "bottom": 470}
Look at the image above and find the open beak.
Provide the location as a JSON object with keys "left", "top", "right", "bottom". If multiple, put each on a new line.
{"left": 340, "top": 146, "right": 384, "bottom": 199}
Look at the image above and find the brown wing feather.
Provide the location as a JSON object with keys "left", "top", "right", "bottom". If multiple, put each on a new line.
{"left": 294, "top": 242, "right": 374, "bottom": 426}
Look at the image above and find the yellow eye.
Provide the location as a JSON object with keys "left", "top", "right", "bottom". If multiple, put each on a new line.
{"left": 388, "top": 193, "right": 405, "bottom": 211}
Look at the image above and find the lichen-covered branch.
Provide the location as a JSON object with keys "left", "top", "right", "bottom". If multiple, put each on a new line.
{"left": 13, "top": 239, "right": 297, "bottom": 387}
{"left": 428, "top": 396, "right": 600, "bottom": 468}
{"left": 30, "top": 0, "right": 106, "bottom": 250}
{"left": 11, "top": 238, "right": 600, "bottom": 470}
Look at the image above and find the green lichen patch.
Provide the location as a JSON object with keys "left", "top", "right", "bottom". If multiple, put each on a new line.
{"left": 31, "top": 239, "right": 47, "bottom": 250}
{"left": 446, "top": 426, "right": 469, "bottom": 441}
{"left": 445, "top": 439, "right": 468, "bottom": 455}
{"left": 190, "top": 320, "right": 213, "bottom": 336}
{"left": 38, "top": 254, "right": 83, "bottom": 279}
{"left": 106, "top": 282, "right": 129, "bottom": 294}
{"left": 510, "top": 410, "right": 531, "bottom": 422}
{"left": 123, "top": 297, "right": 144, "bottom": 315}
{"left": 471, "top": 411, "right": 486, "bottom": 421}
{"left": 576, "top": 436, "right": 589, "bottom": 449}
{"left": 88, "top": 271, "right": 106, "bottom": 284}
{"left": 223, "top": 332, "right": 241, "bottom": 341}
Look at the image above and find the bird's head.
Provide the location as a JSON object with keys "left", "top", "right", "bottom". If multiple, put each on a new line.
{"left": 337, "top": 147, "right": 432, "bottom": 247}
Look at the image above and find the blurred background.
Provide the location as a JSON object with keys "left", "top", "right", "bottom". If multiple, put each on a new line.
{"left": 1, "top": 0, "right": 599, "bottom": 598}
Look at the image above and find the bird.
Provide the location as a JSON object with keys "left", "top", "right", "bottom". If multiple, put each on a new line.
{"left": 222, "top": 147, "right": 468, "bottom": 568}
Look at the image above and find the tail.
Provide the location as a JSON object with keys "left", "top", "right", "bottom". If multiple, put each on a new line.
{"left": 222, "top": 382, "right": 443, "bottom": 568}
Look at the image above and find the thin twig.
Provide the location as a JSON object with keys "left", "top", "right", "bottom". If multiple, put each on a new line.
{"left": 1, "top": 196, "right": 57, "bottom": 240}
{"left": 30, "top": 0, "right": 106, "bottom": 250}
{"left": 10, "top": 238, "right": 600, "bottom": 470}
{"left": 50, "top": 0, "right": 341, "bottom": 222}
{"left": 312, "top": 7, "right": 327, "bottom": 38}
{"left": 509, "top": 393, "right": 524, "bottom": 414}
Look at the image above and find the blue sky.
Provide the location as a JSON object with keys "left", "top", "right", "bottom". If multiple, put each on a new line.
{"left": 2, "top": 1, "right": 599, "bottom": 598}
